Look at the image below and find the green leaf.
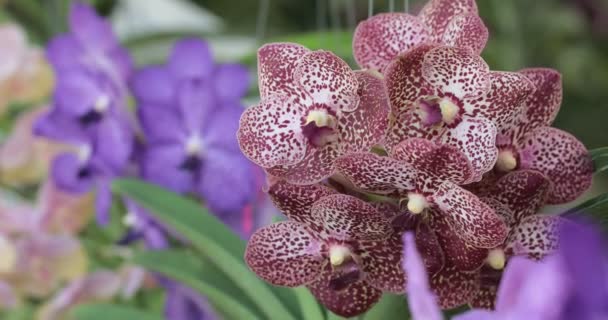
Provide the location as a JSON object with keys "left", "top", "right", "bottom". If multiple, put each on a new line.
{"left": 134, "top": 249, "right": 262, "bottom": 320}
{"left": 564, "top": 193, "right": 608, "bottom": 231}
{"left": 590, "top": 147, "right": 608, "bottom": 158}
{"left": 363, "top": 294, "right": 410, "bottom": 320}
{"left": 71, "top": 303, "right": 163, "bottom": 320}
{"left": 294, "top": 287, "right": 326, "bottom": 320}
{"left": 112, "top": 178, "right": 297, "bottom": 320}
{"left": 590, "top": 147, "right": 608, "bottom": 173}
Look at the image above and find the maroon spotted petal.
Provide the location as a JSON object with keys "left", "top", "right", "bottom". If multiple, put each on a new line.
{"left": 481, "top": 197, "right": 516, "bottom": 230}
{"left": 430, "top": 264, "right": 479, "bottom": 309}
{"left": 419, "top": 0, "right": 479, "bottom": 42}
{"left": 505, "top": 215, "right": 563, "bottom": 260}
{"left": 266, "top": 144, "right": 340, "bottom": 185}
{"left": 429, "top": 212, "right": 488, "bottom": 272}
{"left": 340, "top": 70, "right": 390, "bottom": 153}
{"left": 353, "top": 13, "right": 430, "bottom": 71}
{"left": 237, "top": 95, "right": 307, "bottom": 168}
{"left": 245, "top": 221, "right": 324, "bottom": 287}
{"left": 441, "top": 13, "right": 488, "bottom": 55}
{"left": 519, "top": 127, "right": 593, "bottom": 204}
{"left": 385, "top": 108, "right": 445, "bottom": 152}
{"left": 487, "top": 170, "right": 550, "bottom": 223}
{"left": 257, "top": 43, "right": 310, "bottom": 100}
{"left": 307, "top": 266, "right": 382, "bottom": 317}
{"left": 392, "top": 138, "right": 473, "bottom": 190}
{"left": 469, "top": 284, "right": 498, "bottom": 310}
{"left": 439, "top": 117, "right": 497, "bottom": 183}
{"left": 267, "top": 181, "right": 336, "bottom": 231}
{"left": 335, "top": 152, "right": 417, "bottom": 195}
{"left": 294, "top": 51, "right": 359, "bottom": 112}
{"left": 434, "top": 181, "right": 507, "bottom": 248}
{"left": 519, "top": 68, "right": 562, "bottom": 133}
{"left": 416, "top": 221, "right": 445, "bottom": 275}
{"left": 422, "top": 46, "right": 490, "bottom": 99}
{"left": 359, "top": 234, "right": 406, "bottom": 293}
{"left": 311, "top": 194, "right": 392, "bottom": 241}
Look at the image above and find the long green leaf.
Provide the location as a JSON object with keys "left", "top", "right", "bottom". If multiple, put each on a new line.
{"left": 364, "top": 294, "right": 410, "bottom": 320}
{"left": 294, "top": 287, "right": 325, "bottom": 320}
{"left": 134, "top": 249, "right": 262, "bottom": 320}
{"left": 112, "top": 179, "right": 297, "bottom": 320}
{"left": 590, "top": 147, "right": 608, "bottom": 158}
{"left": 564, "top": 193, "right": 608, "bottom": 231}
{"left": 71, "top": 303, "right": 163, "bottom": 320}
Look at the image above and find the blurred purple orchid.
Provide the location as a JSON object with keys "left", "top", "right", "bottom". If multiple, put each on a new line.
{"left": 164, "top": 282, "right": 219, "bottom": 320}
{"left": 131, "top": 38, "right": 256, "bottom": 216}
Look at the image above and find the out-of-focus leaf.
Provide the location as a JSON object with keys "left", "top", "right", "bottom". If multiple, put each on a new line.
{"left": 363, "top": 294, "right": 410, "bottom": 320}
{"left": 134, "top": 249, "right": 262, "bottom": 320}
{"left": 112, "top": 178, "right": 298, "bottom": 320}
{"left": 71, "top": 303, "right": 163, "bottom": 320}
{"left": 564, "top": 193, "right": 608, "bottom": 230}
{"left": 294, "top": 287, "right": 325, "bottom": 320}
{"left": 591, "top": 147, "right": 608, "bottom": 173}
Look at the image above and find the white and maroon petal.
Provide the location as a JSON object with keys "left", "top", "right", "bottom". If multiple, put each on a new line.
{"left": 294, "top": 51, "right": 359, "bottom": 112}
{"left": 353, "top": 13, "right": 430, "bottom": 71}
{"left": 465, "top": 71, "right": 535, "bottom": 132}
{"left": 392, "top": 138, "right": 473, "bottom": 189}
{"left": 519, "top": 68, "right": 562, "bottom": 132}
{"left": 440, "top": 117, "right": 498, "bottom": 183}
{"left": 257, "top": 43, "right": 311, "bottom": 101}
{"left": 245, "top": 221, "right": 324, "bottom": 287}
{"left": 419, "top": 0, "right": 479, "bottom": 42}
{"left": 339, "top": 70, "right": 390, "bottom": 153}
{"left": 266, "top": 143, "right": 341, "bottom": 185}
{"left": 385, "top": 108, "right": 446, "bottom": 152}
{"left": 385, "top": 44, "right": 438, "bottom": 114}
{"left": 416, "top": 222, "right": 445, "bottom": 275}
{"left": 480, "top": 197, "right": 515, "bottom": 230}
{"left": 441, "top": 13, "right": 488, "bottom": 55}
{"left": 487, "top": 170, "right": 551, "bottom": 223}
{"left": 422, "top": 46, "right": 490, "bottom": 99}
{"left": 237, "top": 96, "right": 307, "bottom": 168}
{"left": 267, "top": 181, "right": 337, "bottom": 231}
{"left": 469, "top": 284, "right": 498, "bottom": 310}
{"left": 307, "top": 267, "right": 382, "bottom": 317}
{"left": 359, "top": 234, "right": 406, "bottom": 293}
{"left": 335, "top": 152, "right": 417, "bottom": 195}
{"left": 505, "top": 215, "right": 563, "bottom": 260}
{"left": 311, "top": 194, "right": 392, "bottom": 241}
{"left": 433, "top": 182, "right": 507, "bottom": 248}
{"left": 429, "top": 213, "right": 488, "bottom": 272}
{"left": 430, "top": 264, "right": 479, "bottom": 309}
{"left": 518, "top": 127, "right": 593, "bottom": 204}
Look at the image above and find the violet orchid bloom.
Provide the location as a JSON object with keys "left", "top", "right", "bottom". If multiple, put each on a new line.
{"left": 354, "top": 0, "right": 488, "bottom": 72}
{"left": 132, "top": 38, "right": 256, "bottom": 215}
{"left": 492, "top": 68, "right": 593, "bottom": 204}
{"left": 237, "top": 43, "right": 389, "bottom": 185}
{"left": 246, "top": 182, "right": 405, "bottom": 317}
{"left": 336, "top": 138, "right": 507, "bottom": 249}
{"left": 164, "top": 283, "right": 218, "bottom": 320}
{"left": 384, "top": 44, "right": 535, "bottom": 181}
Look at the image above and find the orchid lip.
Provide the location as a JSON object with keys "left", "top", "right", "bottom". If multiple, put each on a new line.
{"left": 418, "top": 96, "right": 460, "bottom": 126}
{"left": 301, "top": 109, "right": 339, "bottom": 147}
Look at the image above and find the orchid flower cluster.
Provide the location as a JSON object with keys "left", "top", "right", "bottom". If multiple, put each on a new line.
{"left": 238, "top": 0, "right": 595, "bottom": 317}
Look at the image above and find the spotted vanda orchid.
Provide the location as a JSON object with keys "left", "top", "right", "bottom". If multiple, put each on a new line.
{"left": 383, "top": 44, "right": 536, "bottom": 182}
{"left": 237, "top": 43, "right": 390, "bottom": 185}
{"left": 244, "top": 181, "right": 406, "bottom": 317}
{"left": 335, "top": 138, "right": 508, "bottom": 250}
{"left": 353, "top": 0, "right": 488, "bottom": 72}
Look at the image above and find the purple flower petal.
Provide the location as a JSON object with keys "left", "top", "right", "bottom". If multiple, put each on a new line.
{"left": 177, "top": 78, "right": 217, "bottom": 132}
{"left": 168, "top": 38, "right": 214, "bottom": 80}
{"left": 45, "top": 34, "right": 85, "bottom": 70}
{"left": 131, "top": 66, "right": 175, "bottom": 105}
{"left": 214, "top": 63, "right": 250, "bottom": 101}
{"left": 95, "top": 179, "right": 112, "bottom": 225}
{"left": 141, "top": 144, "right": 193, "bottom": 194}
{"left": 51, "top": 152, "right": 93, "bottom": 194}
{"left": 138, "top": 104, "right": 187, "bottom": 144}
{"left": 69, "top": 2, "right": 118, "bottom": 52}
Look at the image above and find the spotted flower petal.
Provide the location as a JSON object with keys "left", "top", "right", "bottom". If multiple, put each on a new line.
{"left": 359, "top": 234, "right": 406, "bottom": 293}
{"left": 353, "top": 13, "right": 430, "bottom": 71}
{"left": 519, "top": 68, "right": 562, "bottom": 132}
{"left": 439, "top": 117, "right": 497, "bottom": 183}
{"left": 434, "top": 181, "right": 507, "bottom": 248}
{"left": 519, "top": 127, "right": 593, "bottom": 204}
{"left": 422, "top": 46, "right": 490, "bottom": 99}
{"left": 335, "top": 152, "right": 417, "bottom": 195}
{"left": 257, "top": 43, "right": 310, "bottom": 101}
{"left": 267, "top": 181, "right": 336, "bottom": 230}
{"left": 419, "top": 0, "right": 479, "bottom": 42}
{"left": 237, "top": 95, "right": 307, "bottom": 168}
{"left": 469, "top": 284, "right": 498, "bottom": 310}
{"left": 385, "top": 108, "right": 445, "bottom": 151}
{"left": 307, "top": 266, "right": 382, "bottom": 318}
{"left": 486, "top": 170, "right": 550, "bottom": 223}
{"left": 430, "top": 264, "right": 479, "bottom": 309}
{"left": 266, "top": 146, "right": 340, "bottom": 185}
{"left": 441, "top": 13, "right": 488, "bottom": 55}
{"left": 245, "top": 221, "right": 324, "bottom": 287}
{"left": 505, "top": 215, "right": 563, "bottom": 260}
{"left": 311, "top": 194, "right": 392, "bottom": 241}
{"left": 416, "top": 222, "right": 445, "bottom": 275}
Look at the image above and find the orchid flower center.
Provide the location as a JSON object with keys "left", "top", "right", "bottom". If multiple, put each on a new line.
{"left": 122, "top": 211, "right": 138, "bottom": 227}
{"left": 486, "top": 248, "right": 506, "bottom": 270}
{"left": 180, "top": 134, "right": 204, "bottom": 171}
{"left": 0, "top": 235, "right": 17, "bottom": 273}
{"left": 407, "top": 193, "right": 429, "bottom": 214}
{"left": 419, "top": 97, "right": 460, "bottom": 126}
{"left": 77, "top": 144, "right": 92, "bottom": 163}
{"left": 496, "top": 149, "right": 517, "bottom": 172}
{"left": 94, "top": 95, "right": 110, "bottom": 113}
{"left": 302, "top": 109, "right": 339, "bottom": 147}
{"left": 329, "top": 244, "right": 352, "bottom": 267}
